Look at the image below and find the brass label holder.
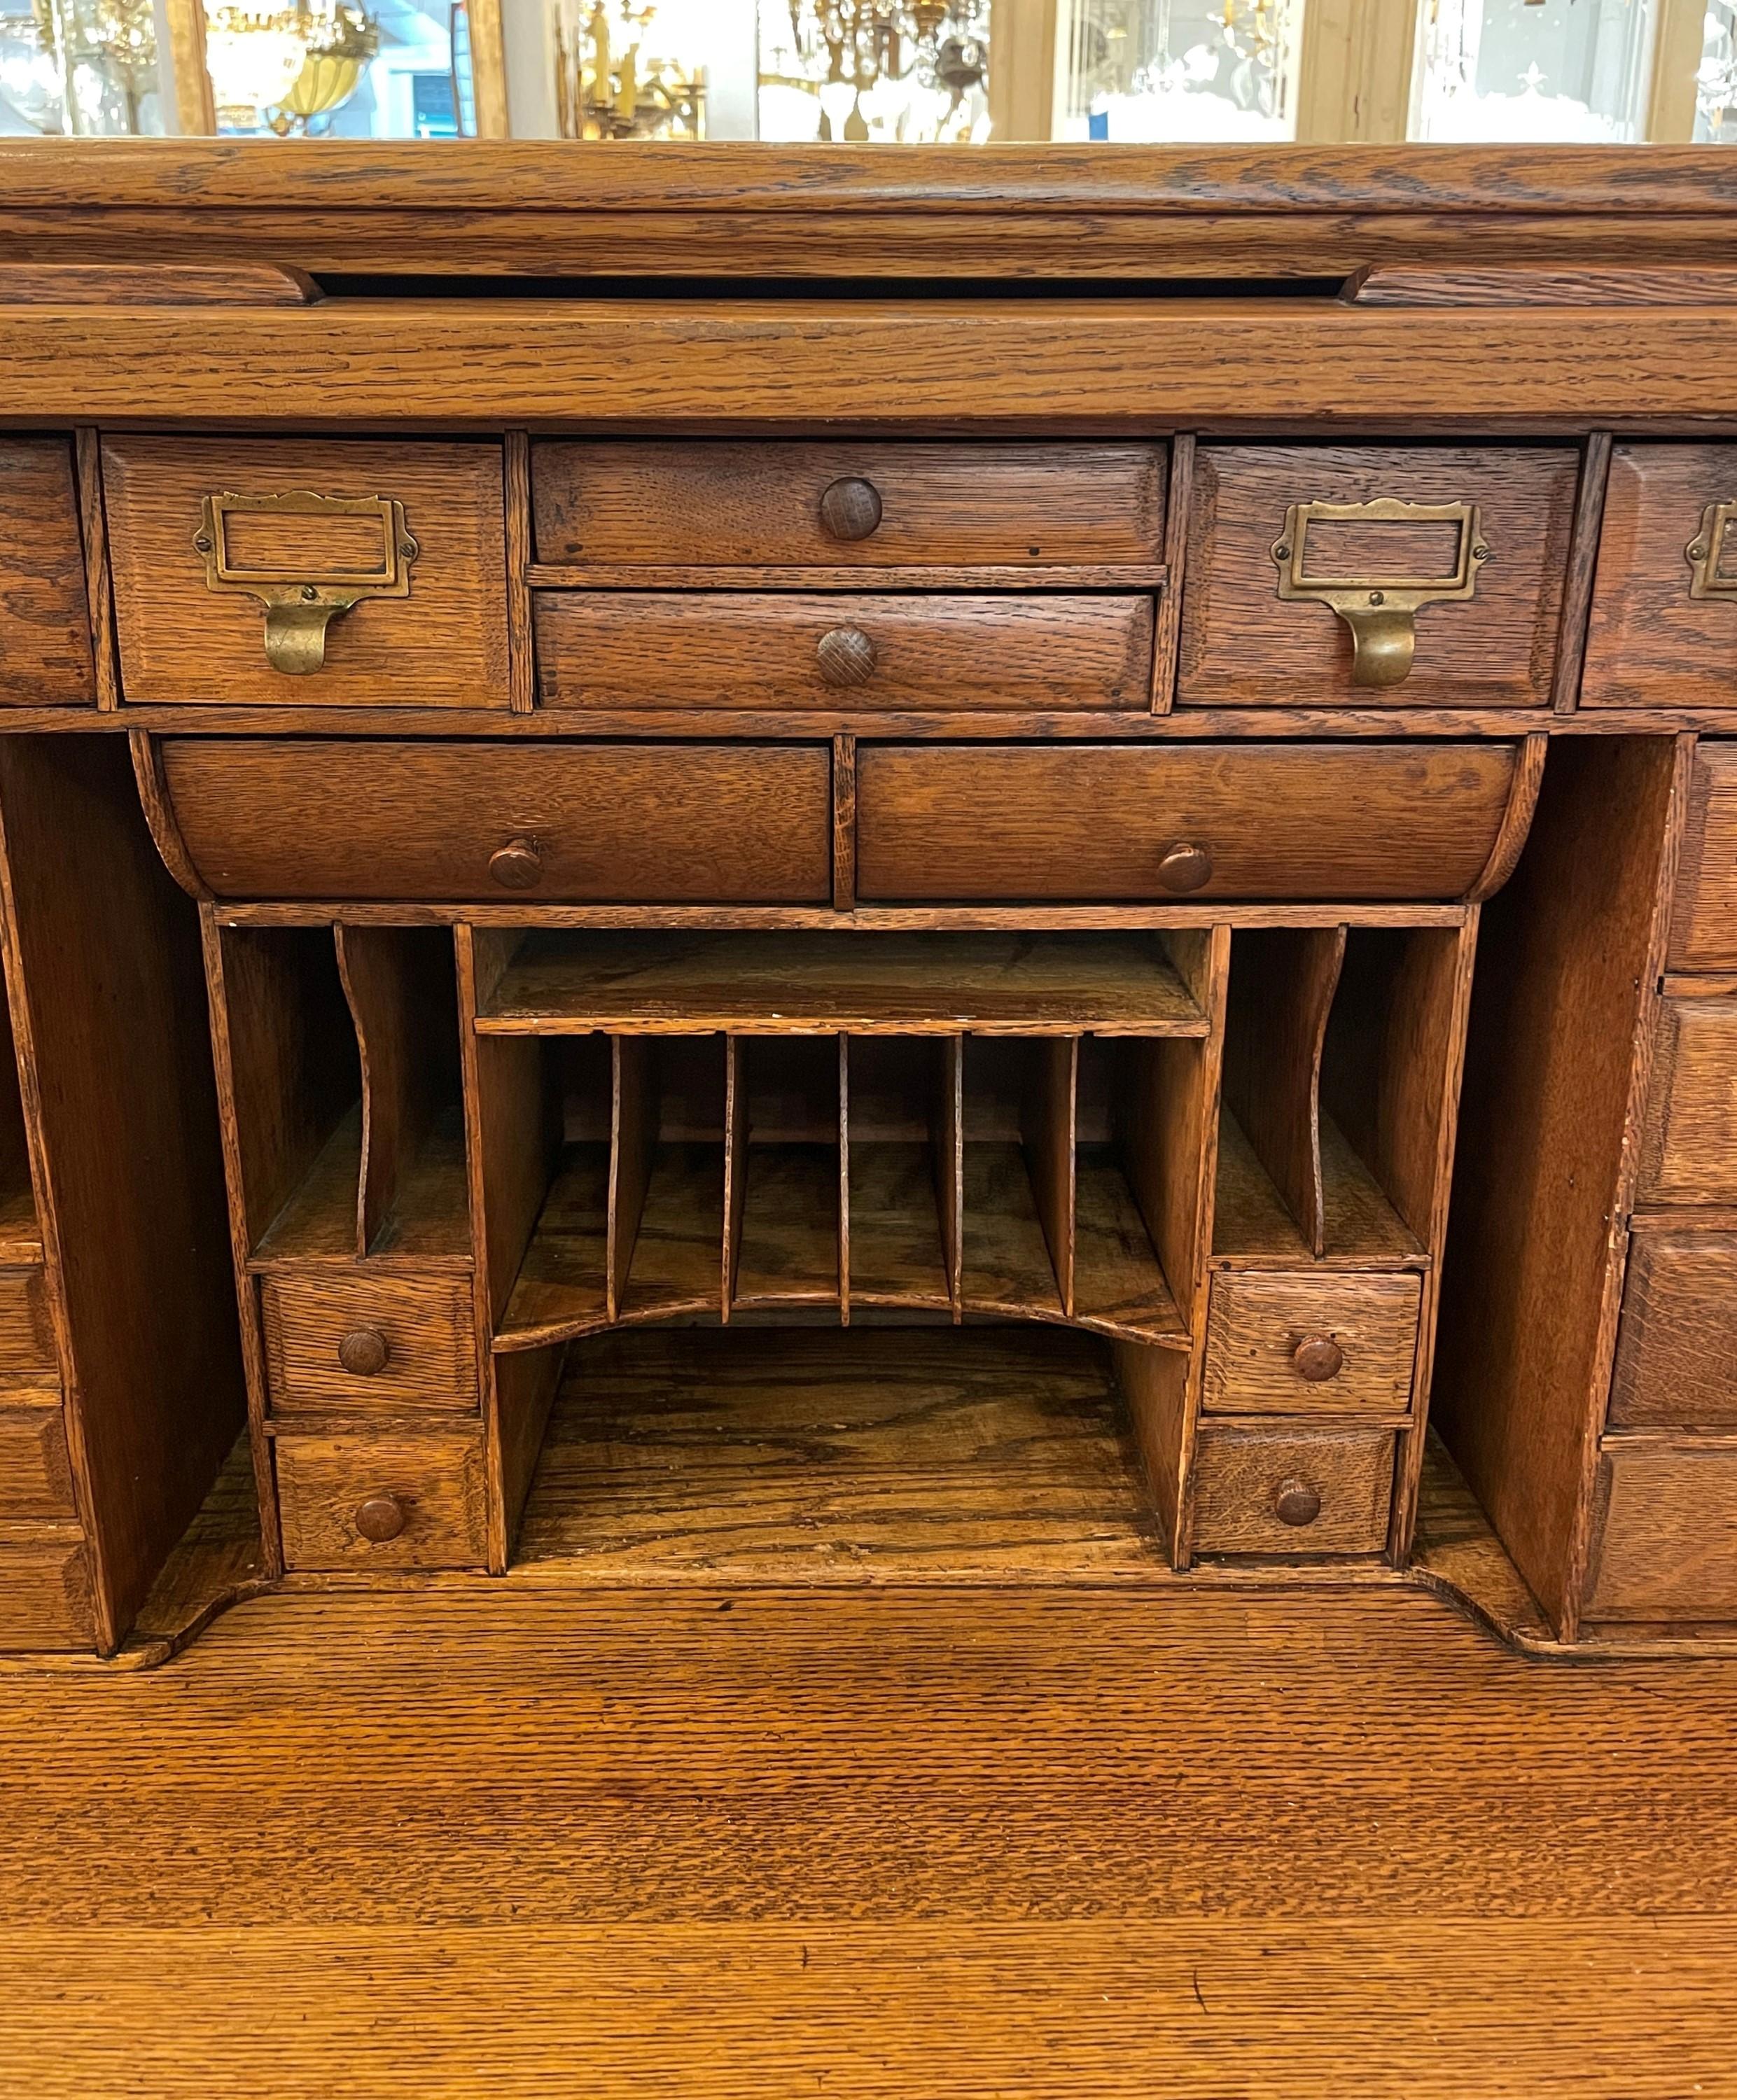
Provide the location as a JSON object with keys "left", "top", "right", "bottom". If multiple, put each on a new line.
{"left": 1271, "top": 496, "right": 1487, "bottom": 688}
{"left": 194, "top": 491, "right": 418, "bottom": 676}
{"left": 1687, "top": 501, "right": 1737, "bottom": 603}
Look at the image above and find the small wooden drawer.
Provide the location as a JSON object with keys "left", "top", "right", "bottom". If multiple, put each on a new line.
{"left": 853, "top": 742, "right": 1516, "bottom": 902}
{"left": 1638, "top": 992, "right": 1737, "bottom": 1205}
{"left": 159, "top": 739, "right": 832, "bottom": 902}
{"left": 1201, "top": 1271, "right": 1421, "bottom": 1416}
{"left": 534, "top": 592, "right": 1153, "bottom": 711}
{"left": 1584, "top": 1441, "right": 1737, "bottom": 1621}
{"left": 0, "top": 437, "right": 94, "bottom": 706}
{"left": 1611, "top": 1231, "right": 1737, "bottom": 1429}
{"left": 1178, "top": 442, "right": 1578, "bottom": 708}
{"left": 0, "top": 1522, "right": 93, "bottom": 1649}
{"left": 102, "top": 437, "right": 510, "bottom": 706}
{"left": 531, "top": 441, "right": 1166, "bottom": 571}
{"left": 261, "top": 1273, "right": 477, "bottom": 1414}
{"left": 274, "top": 1429, "right": 487, "bottom": 1571}
{"left": 1583, "top": 443, "right": 1737, "bottom": 710}
{"left": 0, "top": 1395, "right": 77, "bottom": 1520}
{"left": 1192, "top": 1422, "right": 1395, "bottom": 1557}
{"left": 1670, "top": 741, "right": 1737, "bottom": 970}
{"left": 0, "top": 1267, "right": 57, "bottom": 1378}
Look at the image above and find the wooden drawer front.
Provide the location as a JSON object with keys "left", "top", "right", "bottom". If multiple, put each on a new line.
{"left": 160, "top": 740, "right": 832, "bottom": 902}
{"left": 0, "top": 438, "right": 94, "bottom": 706}
{"left": 1178, "top": 443, "right": 1578, "bottom": 709}
{"left": 0, "top": 1525, "right": 93, "bottom": 1649}
{"left": 532, "top": 442, "right": 1166, "bottom": 570}
{"left": 102, "top": 437, "right": 509, "bottom": 707}
{"left": 275, "top": 1430, "right": 487, "bottom": 1571}
{"left": 854, "top": 743, "right": 1515, "bottom": 902}
{"left": 1584, "top": 444, "right": 1737, "bottom": 710}
{"left": 1584, "top": 1443, "right": 1737, "bottom": 1620}
{"left": 262, "top": 1273, "right": 477, "bottom": 1414}
{"left": 0, "top": 1399, "right": 77, "bottom": 1520}
{"left": 0, "top": 1268, "right": 57, "bottom": 1378}
{"left": 1611, "top": 1232, "right": 1737, "bottom": 1429}
{"left": 1192, "top": 1423, "right": 1395, "bottom": 1557}
{"left": 535, "top": 593, "right": 1153, "bottom": 712}
{"left": 1639, "top": 995, "right": 1737, "bottom": 1205}
{"left": 1670, "top": 743, "right": 1737, "bottom": 970}
{"left": 1202, "top": 1271, "right": 1421, "bottom": 1417}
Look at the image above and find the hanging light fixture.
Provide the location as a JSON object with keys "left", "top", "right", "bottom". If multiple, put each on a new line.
{"left": 202, "top": 0, "right": 378, "bottom": 133}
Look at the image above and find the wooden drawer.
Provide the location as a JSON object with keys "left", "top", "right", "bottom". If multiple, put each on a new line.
{"left": 1583, "top": 443, "right": 1737, "bottom": 710}
{"left": 102, "top": 437, "right": 510, "bottom": 707}
{"left": 274, "top": 1429, "right": 487, "bottom": 1571}
{"left": 1670, "top": 742, "right": 1737, "bottom": 969}
{"left": 1610, "top": 1231, "right": 1737, "bottom": 1429}
{"left": 0, "top": 1395, "right": 77, "bottom": 1520}
{"left": 1192, "top": 1422, "right": 1395, "bottom": 1557}
{"left": 1638, "top": 993, "right": 1737, "bottom": 1205}
{"left": 1584, "top": 1442, "right": 1737, "bottom": 1621}
{"left": 0, "top": 437, "right": 94, "bottom": 706}
{"left": 159, "top": 739, "right": 832, "bottom": 902}
{"left": 534, "top": 592, "right": 1152, "bottom": 711}
{"left": 261, "top": 1273, "right": 477, "bottom": 1415}
{"left": 0, "top": 1522, "right": 93, "bottom": 1649}
{"left": 1178, "top": 443, "right": 1578, "bottom": 709}
{"left": 0, "top": 1267, "right": 57, "bottom": 1378}
{"left": 1201, "top": 1270, "right": 1421, "bottom": 1417}
{"left": 853, "top": 743, "right": 1516, "bottom": 902}
{"left": 531, "top": 441, "right": 1166, "bottom": 571}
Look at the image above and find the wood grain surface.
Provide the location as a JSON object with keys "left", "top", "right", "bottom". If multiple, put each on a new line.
{"left": 274, "top": 1427, "right": 487, "bottom": 1572}
{"left": 1610, "top": 1228, "right": 1737, "bottom": 1428}
{"left": 1638, "top": 993, "right": 1737, "bottom": 1205}
{"left": 1201, "top": 1270, "right": 1421, "bottom": 1417}
{"left": 1584, "top": 1440, "right": 1737, "bottom": 1621}
{"left": 0, "top": 438, "right": 94, "bottom": 706}
{"left": 1191, "top": 1420, "right": 1395, "bottom": 1556}
{"left": 1670, "top": 738, "right": 1737, "bottom": 970}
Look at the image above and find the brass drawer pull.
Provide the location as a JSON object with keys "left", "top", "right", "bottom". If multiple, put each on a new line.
{"left": 1292, "top": 1335, "right": 1345, "bottom": 1382}
{"left": 1687, "top": 501, "right": 1737, "bottom": 602}
{"left": 193, "top": 489, "right": 418, "bottom": 677}
{"left": 1272, "top": 496, "right": 1488, "bottom": 688}
{"left": 1157, "top": 842, "right": 1212, "bottom": 892}
{"left": 818, "top": 477, "right": 883, "bottom": 542}
{"left": 1274, "top": 1478, "right": 1323, "bottom": 1527}
{"left": 337, "top": 1326, "right": 390, "bottom": 1376}
{"left": 489, "top": 837, "right": 544, "bottom": 890}
{"left": 354, "top": 1494, "right": 407, "bottom": 1543}
{"left": 817, "top": 625, "right": 879, "bottom": 687}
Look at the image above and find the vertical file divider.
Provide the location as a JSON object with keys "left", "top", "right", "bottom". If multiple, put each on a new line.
{"left": 837, "top": 1032, "right": 851, "bottom": 1327}
{"left": 1024, "top": 1036, "right": 1078, "bottom": 1320}
{"left": 721, "top": 1032, "right": 747, "bottom": 1323}
{"left": 934, "top": 1034, "right": 964, "bottom": 1322}
{"left": 606, "top": 1035, "right": 654, "bottom": 1326}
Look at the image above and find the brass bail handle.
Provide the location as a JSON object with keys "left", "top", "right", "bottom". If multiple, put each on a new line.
{"left": 1339, "top": 595, "right": 1417, "bottom": 688}
{"left": 263, "top": 590, "right": 361, "bottom": 676}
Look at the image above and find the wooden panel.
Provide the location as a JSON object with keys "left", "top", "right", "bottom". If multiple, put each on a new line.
{"left": 1192, "top": 1423, "right": 1395, "bottom": 1557}
{"left": 606, "top": 1037, "right": 655, "bottom": 1327}
{"left": 161, "top": 741, "right": 833, "bottom": 904}
{"left": 0, "top": 1399, "right": 77, "bottom": 1520}
{"left": 262, "top": 1273, "right": 477, "bottom": 1414}
{"left": 274, "top": 1429, "right": 487, "bottom": 1572}
{"left": 536, "top": 592, "right": 1152, "bottom": 712}
{"left": 0, "top": 1267, "right": 56, "bottom": 1377}
{"left": 1201, "top": 1271, "right": 1421, "bottom": 1417}
{"left": 1582, "top": 444, "right": 1737, "bottom": 710}
{"left": 531, "top": 442, "right": 1166, "bottom": 569}
{"left": 0, "top": 1524, "right": 92, "bottom": 1648}
{"left": 1584, "top": 1443, "right": 1737, "bottom": 1620}
{"left": 1023, "top": 1038, "right": 1077, "bottom": 1319}
{"left": 1670, "top": 741, "right": 1737, "bottom": 970}
{"left": 0, "top": 438, "right": 94, "bottom": 706}
{"left": 1222, "top": 927, "right": 1345, "bottom": 1258}
{"left": 855, "top": 744, "right": 1515, "bottom": 902}
{"left": 468, "top": 1032, "right": 561, "bottom": 1334}
{"left": 1610, "top": 1231, "right": 1737, "bottom": 1429}
{"left": 1639, "top": 994, "right": 1737, "bottom": 1205}
{"left": 1178, "top": 444, "right": 1577, "bottom": 709}
{"left": 102, "top": 437, "right": 509, "bottom": 708}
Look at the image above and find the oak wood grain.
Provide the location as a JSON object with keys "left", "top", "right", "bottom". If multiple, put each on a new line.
{"left": 1638, "top": 993, "right": 1737, "bottom": 1205}
{"left": 1610, "top": 1228, "right": 1737, "bottom": 1429}
{"left": 1670, "top": 739, "right": 1737, "bottom": 970}
{"left": 1584, "top": 1440, "right": 1737, "bottom": 1620}
{"left": 0, "top": 1399, "right": 77, "bottom": 1521}
{"left": 274, "top": 1428, "right": 487, "bottom": 1572}
{"left": 0, "top": 1523, "right": 91, "bottom": 1649}
{"left": 1222, "top": 927, "right": 1344, "bottom": 1257}
{"left": 260, "top": 1273, "right": 477, "bottom": 1416}
{"left": 0, "top": 438, "right": 94, "bottom": 708}
{"left": 1201, "top": 1270, "right": 1421, "bottom": 1416}
{"left": 1192, "top": 1421, "right": 1395, "bottom": 1557}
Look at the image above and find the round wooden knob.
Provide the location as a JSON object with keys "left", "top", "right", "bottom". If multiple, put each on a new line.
{"left": 1292, "top": 1334, "right": 1345, "bottom": 1383}
{"left": 818, "top": 477, "right": 883, "bottom": 542}
{"left": 1157, "top": 843, "right": 1213, "bottom": 893}
{"left": 816, "top": 625, "right": 879, "bottom": 688}
{"left": 337, "top": 1326, "right": 390, "bottom": 1377}
{"left": 489, "top": 838, "right": 543, "bottom": 890}
{"left": 354, "top": 1494, "right": 407, "bottom": 1543}
{"left": 1274, "top": 1478, "right": 1323, "bottom": 1528}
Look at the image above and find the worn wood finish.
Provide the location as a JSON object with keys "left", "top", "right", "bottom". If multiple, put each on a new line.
{"left": 0, "top": 261, "right": 316, "bottom": 304}
{"left": 1201, "top": 1270, "right": 1421, "bottom": 1417}
{"left": 1584, "top": 1442, "right": 1737, "bottom": 1621}
{"left": 1670, "top": 740, "right": 1737, "bottom": 969}
{"left": 1192, "top": 1422, "right": 1395, "bottom": 1557}
{"left": 535, "top": 591, "right": 1155, "bottom": 713}
{"left": 1638, "top": 992, "right": 1737, "bottom": 1205}
{"left": 606, "top": 1037, "right": 655, "bottom": 1328}
{"left": 260, "top": 1273, "right": 477, "bottom": 1416}
{"left": 0, "top": 1397, "right": 77, "bottom": 1521}
{"left": 1610, "top": 1228, "right": 1737, "bottom": 1428}
{"left": 102, "top": 437, "right": 510, "bottom": 708}
{"left": 0, "top": 438, "right": 94, "bottom": 708}
{"left": 531, "top": 441, "right": 1166, "bottom": 569}
{"left": 0, "top": 1524, "right": 92, "bottom": 1649}
{"left": 1222, "top": 926, "right": 1345, "bottom": 1257}
{"left": 1346, "top": 265, "right": 1737, "bottom": 305}
{"left": 274, "top": 1429, "right": 487, "bottom": 1573}
{"left": 0, "top": 1266, "right": 57, "bottom": 1376}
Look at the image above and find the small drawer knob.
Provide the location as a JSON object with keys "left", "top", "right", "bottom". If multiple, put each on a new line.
{"left": 1157, "top": 842, "right": 1213, "bottom": 893}
{"left": 337, "top": 1326, "right": 390, "bottom": 1377}
{"left": 818, "top": 476, "right": 883, "bottom": 542}
{"left": 1292, "top": 1334, "right": 1345, "bottom": 1382}
{"left": 354, "top": 1494, "right": 407, "bottom": 1543}
{"left": 489, "top": 837, "right": 543, "bottom": 890}
{"left": 1274, "top": 1478, "right": 1323, "bottom": 1528}
{"left": 816, "top": 625, "right": 879, "bottom": 688}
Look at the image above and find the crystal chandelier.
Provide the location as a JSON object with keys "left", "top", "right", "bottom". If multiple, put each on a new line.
{"left": 203, "top": 0, "right": 378, "bottom": 133}
{"left": 762, "top": 1, "right": 991, "bottom": 143}
{"left": 553, "top": 1, "right": 704, "bottom": 141}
